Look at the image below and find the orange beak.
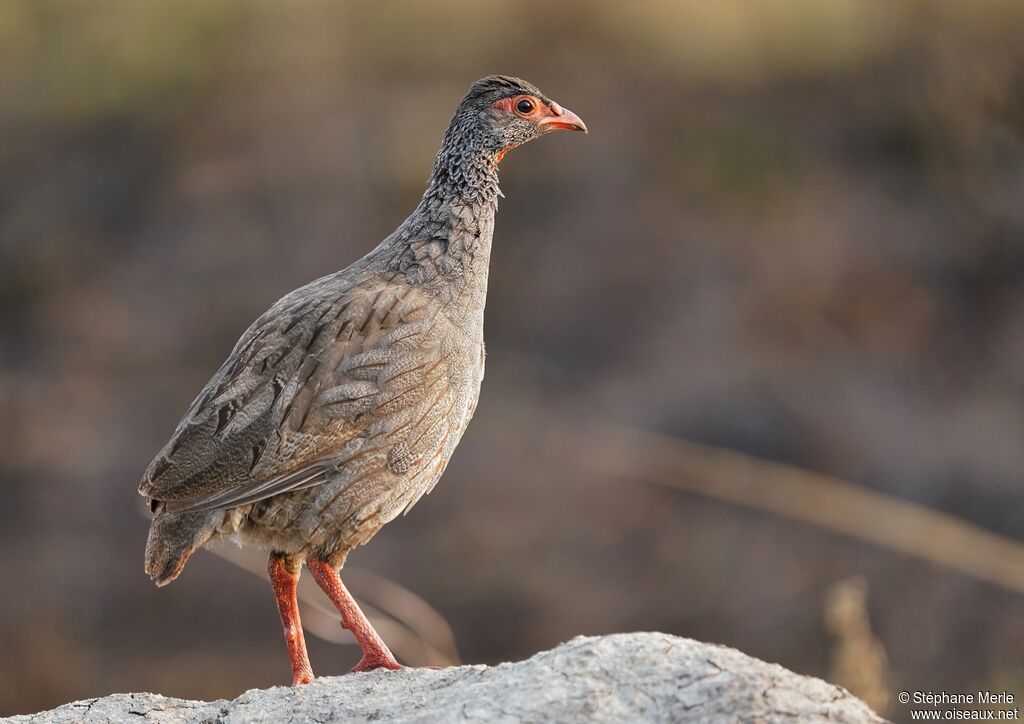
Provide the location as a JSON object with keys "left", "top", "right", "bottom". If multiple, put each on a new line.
{"left": 538, "top": 101, "right": 588, "bottom": 133}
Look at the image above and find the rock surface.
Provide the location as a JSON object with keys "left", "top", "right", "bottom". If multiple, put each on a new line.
{"left": 9, "top": 633, "right": 884, "bottom": 723}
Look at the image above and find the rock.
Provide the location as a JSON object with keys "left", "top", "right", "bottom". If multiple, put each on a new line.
{"left": 9, "top": 633, "right": 885, "bottom": 723}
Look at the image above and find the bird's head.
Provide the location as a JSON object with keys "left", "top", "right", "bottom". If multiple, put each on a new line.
{"left": 427, "top": 76, "right": 586, "bottom": 201}
{"left": 449, "top": 75, "right": 587, "bottom": 165}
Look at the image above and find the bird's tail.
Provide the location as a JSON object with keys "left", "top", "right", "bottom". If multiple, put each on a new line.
{"left": 144, "top": 508, "right": 218, "bottom": 586}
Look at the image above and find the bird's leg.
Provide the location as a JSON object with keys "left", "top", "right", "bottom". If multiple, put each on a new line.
{"left": 268, "top": 552, "right": 315, "bottom": 686}
{"left": 306, "top": 557, "right": 402, "bottom": 673}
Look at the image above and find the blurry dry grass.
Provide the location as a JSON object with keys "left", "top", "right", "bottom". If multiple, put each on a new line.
{"left": 572, "top": 423, "right": 1024, "bottom": 595}
{"left": 826, "top": 576, "right": 890, "bottom": 716}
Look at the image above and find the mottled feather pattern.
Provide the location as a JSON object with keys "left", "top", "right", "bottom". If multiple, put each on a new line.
{"left": 140, "top": 75, "right": 564, "bottom": 582}
{"left": 140, "top": 181, "right": 494, "bottom": 563}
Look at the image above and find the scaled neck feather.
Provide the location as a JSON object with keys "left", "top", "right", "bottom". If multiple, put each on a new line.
{"left": 378, "top": 118, "right": 502, "bottom": 303}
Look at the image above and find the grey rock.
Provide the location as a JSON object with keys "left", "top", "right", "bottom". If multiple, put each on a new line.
{"left": 9, "top": 633, "right": 885, "bottom": 723}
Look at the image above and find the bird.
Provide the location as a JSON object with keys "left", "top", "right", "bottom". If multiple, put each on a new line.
{"left": 139, "top": 75, "right": 586, "bottom": 686}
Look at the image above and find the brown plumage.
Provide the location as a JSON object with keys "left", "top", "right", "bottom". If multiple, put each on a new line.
{"left": 138, "top": 75, "right": 586, "bottom": 684}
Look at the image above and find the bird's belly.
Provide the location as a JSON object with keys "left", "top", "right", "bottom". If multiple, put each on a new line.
{"left": 379, "top": 338, "right": 484, "bottom": 513}
{"left": 238, "top": 337, "right": 486, "bottom": 559}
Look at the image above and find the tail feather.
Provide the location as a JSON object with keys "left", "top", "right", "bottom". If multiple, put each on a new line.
{"left": 144, "top": 508, "right": 218, "bottom": 586}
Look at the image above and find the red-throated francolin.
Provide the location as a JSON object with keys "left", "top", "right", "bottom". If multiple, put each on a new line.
{"left": 139, "top": 76, "right": 586, "bottom": 685}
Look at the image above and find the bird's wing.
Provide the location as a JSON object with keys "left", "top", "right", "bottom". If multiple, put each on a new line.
{"left": 139, "top": 272, "right": 445, "bottom": 514}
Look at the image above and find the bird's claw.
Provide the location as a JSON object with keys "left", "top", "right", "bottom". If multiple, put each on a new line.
{"left": 350, "top": 654, "right": 402, "bottom": 673}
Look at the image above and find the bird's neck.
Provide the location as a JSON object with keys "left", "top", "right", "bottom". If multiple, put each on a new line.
{"left": 427, "top": 113, "right": 504, "bottom": 206}
{"left": 425, "top": 134, "right": 502, "bottom": 206}
{"left": 379, "top": 140, "right": 502, "bottom": 314}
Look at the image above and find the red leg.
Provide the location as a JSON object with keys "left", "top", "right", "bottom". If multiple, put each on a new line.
{"left": 268, "top": 553, "right": 315, "bottom": 686}
{"left": 306, "top": 557, "right": 401, "bottom": 673}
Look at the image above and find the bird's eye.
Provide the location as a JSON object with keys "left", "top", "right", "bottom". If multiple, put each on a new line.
{"left": 516, "top": 98, "right": 535, "bottom": 114}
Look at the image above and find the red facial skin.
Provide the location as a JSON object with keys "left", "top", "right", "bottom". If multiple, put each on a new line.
{"left": 492, "top": 94, "right": 587, "bottom": 163}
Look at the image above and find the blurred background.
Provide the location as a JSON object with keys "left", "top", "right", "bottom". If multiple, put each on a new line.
{"left": 2, "top": 1, "right": 1023, "bottom": 719}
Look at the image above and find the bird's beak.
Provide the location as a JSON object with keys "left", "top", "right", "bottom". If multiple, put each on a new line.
{"left": 538, "top": 102, "right": 587, "bottom": 133}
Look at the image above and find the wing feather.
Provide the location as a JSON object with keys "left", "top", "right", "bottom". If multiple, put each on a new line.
{"left": 140, "top": 272, "right": 444, "bottom": 513}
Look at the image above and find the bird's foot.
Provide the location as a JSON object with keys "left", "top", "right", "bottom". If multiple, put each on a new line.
{"left": 350, "top": 652, "right": 402, "bottom": 673}
{"left": 292, "top": 670, "right": 315, "bottom": 686}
